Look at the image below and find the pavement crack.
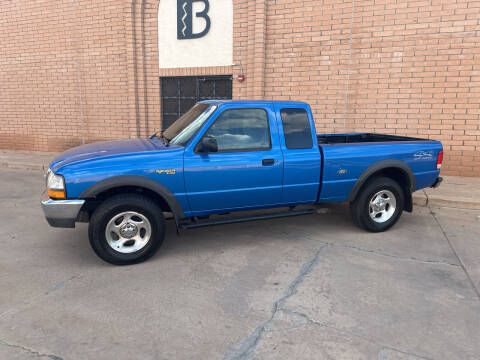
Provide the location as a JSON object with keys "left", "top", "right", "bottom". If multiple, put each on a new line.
{"left": 221, "top": 244, "right": 328, "bottom": 360}
{"left": 429, "top": 207, "right": 480, "bottom": 301}
{"left": 378, "top": 347, "right": 433, "bottom": 360}
{"left": 0, "top": 274, "right": 81, "bottom": 319}
{"left": 0, "top": 339, "right": 62, "bottom": 359}
{"left": 422, "top": 189, "right": 429, "bottom": 207}
{"left": 45, "top": 275, "right": 81, "bottom": 295}
{"left": 274, "top": 309, "right": 433, "bottom": 360}
{"left": 320, "top": 241, "right": 461, "bottom": 268}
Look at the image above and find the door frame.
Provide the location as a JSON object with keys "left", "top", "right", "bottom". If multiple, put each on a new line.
{"left": 160, "top": 75, "right": 232, "bottom": 129}
{"left": 183, "top": 103, "right": 285, "bottom": 215}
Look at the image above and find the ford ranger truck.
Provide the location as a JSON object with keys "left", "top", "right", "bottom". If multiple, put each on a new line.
{"left": 41, "top": 100, "right": 443, "bottom": 265}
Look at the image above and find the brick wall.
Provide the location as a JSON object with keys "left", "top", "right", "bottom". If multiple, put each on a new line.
{"left": 252, "top": 0, "right": 480, "bottom": 176}
{"left": 0, "top": 0, "right": 130, "bottom": 151}
{"left": 0, "top": 0, "right": 479, "bottom": 176}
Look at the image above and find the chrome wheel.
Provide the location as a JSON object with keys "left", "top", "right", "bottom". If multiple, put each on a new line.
{"left": 369, "top": 190, "right": 396, "bottom": 223}
{"left": 105, "top": 211, "right": 152, "bottom": 254}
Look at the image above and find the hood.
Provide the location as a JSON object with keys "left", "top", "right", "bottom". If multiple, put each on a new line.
{"left": 50, "top": 138, "right": 171, "bottom": 171}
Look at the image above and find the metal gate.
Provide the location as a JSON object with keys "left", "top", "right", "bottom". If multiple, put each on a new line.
{"left": 160, "top": 75, "right": 232, "bottom": 129}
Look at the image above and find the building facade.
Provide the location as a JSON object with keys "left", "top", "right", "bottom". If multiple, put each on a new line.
{"left": 1, "top": 0, "right": 479, "bottom": 176}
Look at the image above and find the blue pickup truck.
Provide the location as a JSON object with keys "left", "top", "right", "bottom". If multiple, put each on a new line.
{"left": 41, "top": 100, "right": 443, "bottom": 265}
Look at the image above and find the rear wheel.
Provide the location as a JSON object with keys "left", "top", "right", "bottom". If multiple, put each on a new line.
{"left": 88, "top": 194, "right": 165, "bottom": 265}
{"left": 350, "top": 177, "right": 404, "bottom": 232}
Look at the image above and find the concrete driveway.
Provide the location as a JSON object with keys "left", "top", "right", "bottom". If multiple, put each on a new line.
{"left": 1, "top": 168, "right": 479, "bottom": 360}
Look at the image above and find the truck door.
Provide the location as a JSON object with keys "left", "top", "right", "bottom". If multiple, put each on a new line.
{"left": 275, "top": 104, "right": 321, "bottom": 204}
{"left": 184, "top": 105, "right": 284, "bottom": 215}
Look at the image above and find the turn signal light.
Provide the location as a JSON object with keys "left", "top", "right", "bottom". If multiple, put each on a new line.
{"left": 436, "top": 150, "right": 443, "bottom": 170}
{"left": 48, "top": 189, "right": 66, "bottom": 199}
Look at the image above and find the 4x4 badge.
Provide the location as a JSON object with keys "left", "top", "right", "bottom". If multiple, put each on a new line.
{"left": 156, "top": 169, "right": 176, "bottom": 175}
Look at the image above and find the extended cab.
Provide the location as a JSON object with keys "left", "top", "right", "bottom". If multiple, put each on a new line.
{"left": 41, "top": 100, "right": 443, "bottom": 265}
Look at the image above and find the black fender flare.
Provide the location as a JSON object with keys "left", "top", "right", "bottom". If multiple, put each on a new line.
{"left": 79, "top": 175, "right": 186, "bottom": 222}
{"left": 347, "top": 160, "right": 415, "bottom": 211}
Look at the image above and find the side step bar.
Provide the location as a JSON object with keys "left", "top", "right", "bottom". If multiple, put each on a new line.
{"left": 180, "top": 208, "right": 315, "bottom": 229}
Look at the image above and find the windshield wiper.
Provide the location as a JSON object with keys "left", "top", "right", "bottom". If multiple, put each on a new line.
{"left": 149, "top": 132, "right": 157, "bottom": 139}
{"left": 162, "top": 135, "right": 170, "bottom": 146}
{"left": 150, "top": 130, "right": 170, "bottom": 146}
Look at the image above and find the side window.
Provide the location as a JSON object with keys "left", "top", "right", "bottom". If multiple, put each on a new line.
{"left": 280, "top": 108, "right": 314, "bottom": 149}
{"left": 202, "top": 109, "right": 271, "bottom": 152}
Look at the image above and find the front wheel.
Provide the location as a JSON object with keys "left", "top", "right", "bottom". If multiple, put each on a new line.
{"left": 350, "top": 177, "right": 404, "bottom": 232}
{"left": 88, "top": 194, "right": 166, "bottom": 265}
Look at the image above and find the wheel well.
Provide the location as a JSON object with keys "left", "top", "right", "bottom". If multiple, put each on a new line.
{"left": 354, "top": 167, "right": 413, "bottom": 212}
{"left": 371, "top": 167, "right": 411, "bottom": 192}
{"left": 78, "top": 186, "right": 172, "bottom": 222}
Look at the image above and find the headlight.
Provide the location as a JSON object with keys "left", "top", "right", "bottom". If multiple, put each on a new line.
{"left": 46, "top": 169, "right": 66, "bottom": 199}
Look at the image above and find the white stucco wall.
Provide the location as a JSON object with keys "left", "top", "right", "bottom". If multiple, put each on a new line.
{"left": 158, "top": 0, "right": 233, "bottom": 68}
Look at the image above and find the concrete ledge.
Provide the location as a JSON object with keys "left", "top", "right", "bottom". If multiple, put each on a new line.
{"left": 412, "top": 190, "right": 428, "bottom": 207}
{"left": 0, "top": 150, "right": 57, "bottom": 172}
{"left": 414, "top": 176, "right": 480, "bottom": 210}
{"left": 427, "top": 195, "right": 480, "bottom": 210}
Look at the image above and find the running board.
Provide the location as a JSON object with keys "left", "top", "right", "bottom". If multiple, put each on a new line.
{"left": 180, "top": 208, "right": 315, "bottom": 229}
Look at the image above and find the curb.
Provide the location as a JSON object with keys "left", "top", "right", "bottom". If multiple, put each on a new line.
{"left": 0, "top": 162, "right": 47, "bottom": 172}
{"left": 412, "top": 190, "right": 428, "bottom": 207}
{"left": 0, "top": 150, "right": 55, "bottom": 172}
{"left": 413, "top": 189, "right": 480, "bottom": 210}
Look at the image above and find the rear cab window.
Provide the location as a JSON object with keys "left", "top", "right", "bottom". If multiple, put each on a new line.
{"left": 280, "top": 108, "right": 313, "bottom": 149}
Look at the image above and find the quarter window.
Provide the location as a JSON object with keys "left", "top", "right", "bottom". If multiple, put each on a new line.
{"left": 280, "top": 108, "right": 313, "bottom": 149}
{"left": 203, "top": 109, "right": 271, "bottom": 152}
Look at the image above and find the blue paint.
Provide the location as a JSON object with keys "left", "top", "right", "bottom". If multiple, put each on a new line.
{"left": 49, "top": 100, "right": 442, "bottom": 220}
{"left": 318, "top": 140, "right": 441, "bottom": 202}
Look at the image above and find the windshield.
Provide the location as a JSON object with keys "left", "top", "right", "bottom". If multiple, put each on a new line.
{"left": 164, "top": 104, "right": 217, "bottom": 146}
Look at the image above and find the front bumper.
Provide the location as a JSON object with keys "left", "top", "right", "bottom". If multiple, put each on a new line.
{"left": 41, "top": 191, "right": 85, "bottom": 228}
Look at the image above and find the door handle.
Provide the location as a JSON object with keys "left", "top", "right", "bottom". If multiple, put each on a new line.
{"left": 262, "top": 158, "right": 275, "bottom": 166}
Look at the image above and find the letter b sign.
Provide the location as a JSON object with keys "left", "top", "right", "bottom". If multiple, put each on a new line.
{"left": 177, "top": 0, "right": 211, "bottom": 40}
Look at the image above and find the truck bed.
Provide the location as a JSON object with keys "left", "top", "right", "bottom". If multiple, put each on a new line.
{"left": 317, "top": 133, "right": 426, "bottom": 145}
{"left": 316, "top": 133, "right": 441, "bottom": 203}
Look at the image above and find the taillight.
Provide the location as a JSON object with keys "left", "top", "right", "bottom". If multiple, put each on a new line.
{"left": 436, "top": 150, "right": 443, "bottom": 170}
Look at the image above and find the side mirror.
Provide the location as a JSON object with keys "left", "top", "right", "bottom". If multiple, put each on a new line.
{"left": 197, "top": 136, "right": 218, "bottom": 153}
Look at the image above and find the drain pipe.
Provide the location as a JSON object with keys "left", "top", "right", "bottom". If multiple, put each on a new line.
{"left": 141, "top": 0, "right": 150, "bottom": 135}
{"left": 131, "top": 0, "right": 141, "bottom": 137}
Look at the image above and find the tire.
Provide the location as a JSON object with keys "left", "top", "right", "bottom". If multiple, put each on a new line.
{"left": 350, "top": 176, "right": 404, "bottom": 233}
{"left": 88, "top": 194, "right": 166, "bottom": 265}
